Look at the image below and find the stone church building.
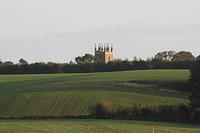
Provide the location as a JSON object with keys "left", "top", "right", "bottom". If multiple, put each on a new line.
{"left": 95, "top": 43, "right": 113, "bottom": 64}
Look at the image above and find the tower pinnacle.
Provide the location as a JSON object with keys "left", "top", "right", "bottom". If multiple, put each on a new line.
{"left": 94, "top": 43, "right": 113, "bottom": 63}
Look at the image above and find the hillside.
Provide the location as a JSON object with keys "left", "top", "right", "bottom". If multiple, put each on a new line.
{"left": 0, "top": 70, "right": 190, "bottom": 118}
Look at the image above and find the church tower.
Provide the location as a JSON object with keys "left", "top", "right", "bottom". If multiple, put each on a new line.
{"left": 95, "top": 43, "right": 113, "bottom": 63}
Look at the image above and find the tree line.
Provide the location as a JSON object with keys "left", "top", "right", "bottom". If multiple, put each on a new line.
{"left": 89, "top": 101, "right": 190, "bottom": 123}
{"left": 0, "top": 51, "right": 199, "bottom": 74}
{"left": 189, "top": 60, "right": 200, "bottom": 121}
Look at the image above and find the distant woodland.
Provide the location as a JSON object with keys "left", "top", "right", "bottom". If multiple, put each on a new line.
{"left": 0, "top": 51, "right": 199, "bottom": 74}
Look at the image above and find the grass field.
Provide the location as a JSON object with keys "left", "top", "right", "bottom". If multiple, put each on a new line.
{"left": 0, "top": 70, "right": 190, "bottom": 118}
{"left": 0, "top": 119, "right": 199, "bottom": 133}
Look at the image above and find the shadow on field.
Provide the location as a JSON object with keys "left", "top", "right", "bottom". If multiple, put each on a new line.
{"left": 126, "top": 80, "right": 190, "bottom": 92}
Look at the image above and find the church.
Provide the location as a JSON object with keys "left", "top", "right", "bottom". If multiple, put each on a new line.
{"left": 94, "top": 43, "right": 113, "bottom": 64}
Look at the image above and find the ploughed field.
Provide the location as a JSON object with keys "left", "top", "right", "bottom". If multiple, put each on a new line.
{"left": 0, "top": 119, "right": 200, "bottom": 133}
{"left": 0, "top": 70, "right": 190, "bottom": 118}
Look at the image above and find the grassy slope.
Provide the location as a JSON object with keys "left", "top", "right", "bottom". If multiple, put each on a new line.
{"left": 0, "top": 70, "right": 190, "bottom": 118}
{"left": 0, "top": 120, "right": 200, "bottom": 133}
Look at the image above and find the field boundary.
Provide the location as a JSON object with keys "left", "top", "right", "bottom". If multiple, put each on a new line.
{"left": 0, "top": 115, "right": 90, "bottom": 120}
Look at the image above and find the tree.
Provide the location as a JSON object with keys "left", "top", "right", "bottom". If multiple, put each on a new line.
{"left": 69, "top": 60, "right": 74, "bottom": 65}
{"left": 133, "top": 56, "right": 139, "bottom": 61}
{"left": 196, "top": 55, "right": 200, "bottom": 60}
{"left": 155, "top": 51, "right": 176, "bottom": 61}
{"left": 189, "top": 60, "right": 200, "bottom": 121}
{"left": 3, "top": 61, "right": 14, "bottom": 65}
{"left": 75, "top": 56, "right": 82, "bottom": 64}
{"left": 75, "top": 54, "right": 97, "bottom": 64}
{"left": 19, "top": 58, "right": 28, "bottom": 65}
{"left": 173, "top": 51, "right": 195, "bottom": 61}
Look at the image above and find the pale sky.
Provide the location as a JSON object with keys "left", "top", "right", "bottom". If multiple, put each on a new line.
{"left": 0, "top": 0, "right": 200, "bottom": 63}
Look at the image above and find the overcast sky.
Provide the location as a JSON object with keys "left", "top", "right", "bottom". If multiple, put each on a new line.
{"left": 0, "top": 0, "right": 200, "bottom": 63}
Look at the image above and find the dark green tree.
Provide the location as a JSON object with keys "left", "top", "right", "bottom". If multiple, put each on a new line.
{"left": 173, "top": 51, "right": 195, "bottom": 61}
{"left": 189, "top": 60, "right": 200, "bottom": 121}
{"left": 196, "top": 55, "right": 200, "bottom": 60}
{"left": 155, "top": 51, "right": 176, "bottom": 61}
{"left": 75, "top": 54, "right": 97, "bottom": 64}
{"left": 19, "top": 58, "right": 28, "bottom": 65}
{"left": 3, "top": 61, "right": 14, "bottom": 65}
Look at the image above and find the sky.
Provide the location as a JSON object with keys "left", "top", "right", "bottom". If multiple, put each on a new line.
{"left": 0, "top": 0, "right": 200, "bottom": 63}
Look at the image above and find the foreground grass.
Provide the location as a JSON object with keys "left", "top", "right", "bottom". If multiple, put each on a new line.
{"left": 0, "top": 70, "right": 190, "bottom": 118}
{"left": 0, "top": 119, "right": 199, "bottom": 133}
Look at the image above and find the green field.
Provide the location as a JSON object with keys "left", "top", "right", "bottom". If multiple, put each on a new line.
{"left": 0, "top": 70, "right": 190, "bottom": 118}
{"left": 0, "top": 119, "right": 199, "bottom": 133}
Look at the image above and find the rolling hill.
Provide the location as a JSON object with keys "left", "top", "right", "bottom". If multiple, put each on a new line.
{"left": 0, "top": 70, "right": 190, "bottom": 118}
